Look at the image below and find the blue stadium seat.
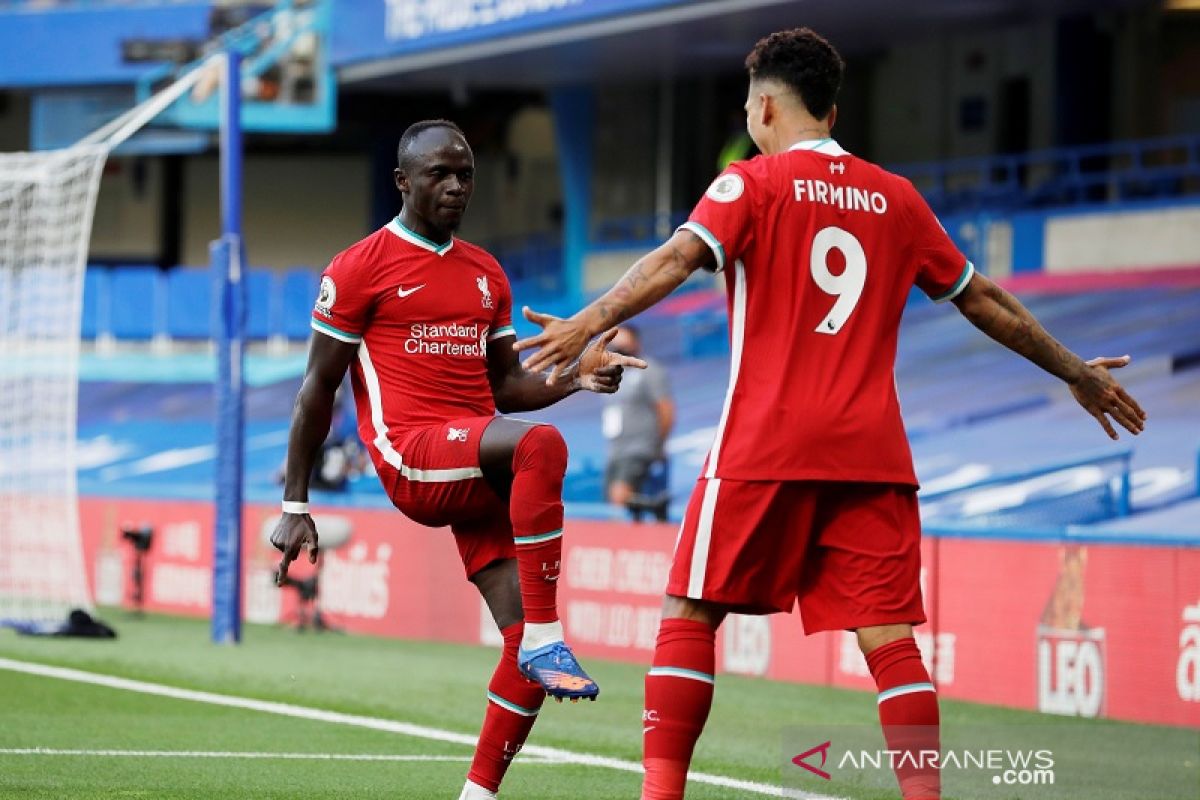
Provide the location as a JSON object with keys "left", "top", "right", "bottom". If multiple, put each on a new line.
{"left": 81, "top": 266, "right": 110, "bottom": 339}
{"left": 165, "top": 267, "right": 211, "bottom": 340}
{"left": 282, "top": 268, "right": 319, "bottom": 340}
{"left": 246, "top": 268, "right": 276, "bottom": 340}
{"left": 109, "top": 266, "right": 162, "bottom": 340}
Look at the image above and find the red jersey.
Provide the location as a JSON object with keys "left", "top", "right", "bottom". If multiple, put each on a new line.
{"left": 311, "top": 217, "right": 514, "bottom": 471}
{"left": 682, "top": 138, "right": 972, "bottom": 486}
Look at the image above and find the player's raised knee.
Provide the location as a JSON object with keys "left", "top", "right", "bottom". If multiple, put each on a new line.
{"left": 515, "top": 424, "right": 568, "bottom": 474}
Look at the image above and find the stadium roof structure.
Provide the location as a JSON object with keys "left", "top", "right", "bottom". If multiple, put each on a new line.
{"left": 0, "top": 0, "right": 1151, "bottom": 92}
{"left": 334, "top": 0, "right": 1149, "bottom": 90}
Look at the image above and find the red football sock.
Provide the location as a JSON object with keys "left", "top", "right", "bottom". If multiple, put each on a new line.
{"left": 467, "top": 622, "right": 546, "bottom": 793}
{"left": 510, "top": 425, "right": 567, "bottom": 625}
{"left": 641, "top": 618, "right": 717, "bottom": 800}
{"left": 866, "top": 637, "right": 940, "bottom": 800}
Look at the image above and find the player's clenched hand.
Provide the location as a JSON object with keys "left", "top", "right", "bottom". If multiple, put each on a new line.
{"left": 514, "top": 306, "right": 594, "bottom": 385}
{"left": 576, "top": 328, "right": 648, "bottom": 394}
{"left": 269, "top": 513, "right": 319, "bottom": 586}
{"left": 1067, "top": 355, "right": 1146, "bottom": 440}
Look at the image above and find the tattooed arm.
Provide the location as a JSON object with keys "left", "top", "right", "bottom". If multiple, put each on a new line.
{"left": 514, "top": 229, "right": 714, "bottom": 383}
{"left": 953, "top": 273, "right": 1146, "bottom": 439}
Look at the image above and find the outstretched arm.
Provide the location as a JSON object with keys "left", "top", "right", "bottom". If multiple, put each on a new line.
{"left": 270, "top": 333, "right": 358, "bottom": 583}
{"left": 952, "top": 273, "right": 1146, "bottom": 439}
{"left": 514, "top": 229, "right": 714, "bottom": 382}
{"left": 489, "top": 329, "right": 646, "bottom": 413}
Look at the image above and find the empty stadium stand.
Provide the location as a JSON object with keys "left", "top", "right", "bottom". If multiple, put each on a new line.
{"left": 75, "top": 278, "right": 1200, "bottom": 538}
{"left": 82, "top": 264, "right": 320, "bottom": 345}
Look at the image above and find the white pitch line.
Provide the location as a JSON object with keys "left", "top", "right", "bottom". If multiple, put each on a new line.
{"left": 0, "top": 749, "right": 481, "bottom": 763}
{"left": 0, "top": 657, "right": 837, "bottom": 799}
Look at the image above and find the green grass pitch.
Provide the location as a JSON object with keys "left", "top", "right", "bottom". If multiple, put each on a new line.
{"left": 0, "top": 610, "right": 1195, "bottom": 799}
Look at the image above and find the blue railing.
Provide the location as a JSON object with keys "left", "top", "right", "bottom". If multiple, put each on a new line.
{"left": 921, "top": 522, "right": 1199, "bottom": 548}
{"left": 891, "top": 135, "right": 1200, "bottom": 215}
{"left": 592, "top": 211, "right": 687, "bottom": 247}
{"left": 482, "top": 232, "right": 565, "bottom": 302}
{"left": 557, "top": 448, "right": 1175, "bottom": 539}
{"left": 589, "top": 136, "right": 1200, "bottom": 247}
{"left": 919, "top": 449, "right": 1134, "bottom": 528}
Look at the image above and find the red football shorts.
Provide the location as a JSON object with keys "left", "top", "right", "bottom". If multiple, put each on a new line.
{"left": 668, "top": 479, "right": 925, "bottom": 632}
{"left": 375, "top": 415, "right": 514, "bottom": 579}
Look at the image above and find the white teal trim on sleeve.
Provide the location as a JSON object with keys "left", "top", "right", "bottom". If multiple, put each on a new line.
{"left": 933, "top": 261, "right": 975, "bottom": 303}
{"left": 678, "top": 221, "right": 726, "bottom": 273}
{"left": 488, "top": 325, "right": 516, "bottom": 340}
{"left": 311, "top": 318, "right": 362, "bottom": 344}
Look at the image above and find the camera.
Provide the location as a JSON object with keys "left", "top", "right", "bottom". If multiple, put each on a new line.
{"left": 121, "top": 525, "right": 154, "bottom": 553}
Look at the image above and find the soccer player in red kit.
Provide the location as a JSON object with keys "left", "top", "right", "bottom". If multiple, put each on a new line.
{"left": 270, "top": 120, "right": 645, "bottom": 800}
{"left": 515, "top": 29, "right": 1146, "bottom": 800}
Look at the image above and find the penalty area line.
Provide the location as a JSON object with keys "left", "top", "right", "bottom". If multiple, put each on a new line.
{"left": 0, "top": 657, "right": 838, "bottom": 799}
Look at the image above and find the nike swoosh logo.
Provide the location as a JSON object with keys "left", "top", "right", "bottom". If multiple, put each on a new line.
{"left": 643, "top": 726, "right": 656, "bottom": 735}
{"left": 397, "top": 284, "right": 426, "bottom": 298}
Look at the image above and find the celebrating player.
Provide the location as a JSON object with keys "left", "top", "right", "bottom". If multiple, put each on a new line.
{"left": 270, "top": 120, "right": 645, "bottom": 800}
{"left": 514, "top": 29, "right": 1146, "bottom": 800}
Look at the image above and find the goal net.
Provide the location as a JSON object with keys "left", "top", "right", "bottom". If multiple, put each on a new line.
{"left": 0, "top": 61, "right": 218, "bottom": 632}
{"left": 0, "top": 147, "right": 107, "bottom": 631}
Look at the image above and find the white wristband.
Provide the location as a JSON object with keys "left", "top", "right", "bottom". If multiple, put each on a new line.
{"left": 281, "top": 501, "right": 310, "bottom": 515}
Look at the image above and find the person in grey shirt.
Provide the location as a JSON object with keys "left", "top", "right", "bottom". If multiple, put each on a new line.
{"left": 602, "top": 326, "right": 675, "bottom": 521}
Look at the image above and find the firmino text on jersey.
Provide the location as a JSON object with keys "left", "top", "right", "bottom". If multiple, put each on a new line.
{"left": 794, "top": 179, "right": 888, "bottom": 215}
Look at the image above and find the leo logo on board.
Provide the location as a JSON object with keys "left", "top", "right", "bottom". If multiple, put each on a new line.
{"left": 1036, "top": 545, "right": 1106, "bottom": 718}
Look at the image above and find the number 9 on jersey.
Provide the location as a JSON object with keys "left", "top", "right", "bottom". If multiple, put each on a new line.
{"left": 810, "top": 226, "right": 867, "bottom": 335}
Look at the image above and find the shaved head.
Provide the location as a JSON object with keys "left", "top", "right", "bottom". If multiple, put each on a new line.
{"left": 396, "top": 119, "right": 466, "bottom": 174}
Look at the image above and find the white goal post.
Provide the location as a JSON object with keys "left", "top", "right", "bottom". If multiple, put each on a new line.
{"left": 0, "top": 58, "right": 222, "bottom": 632}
